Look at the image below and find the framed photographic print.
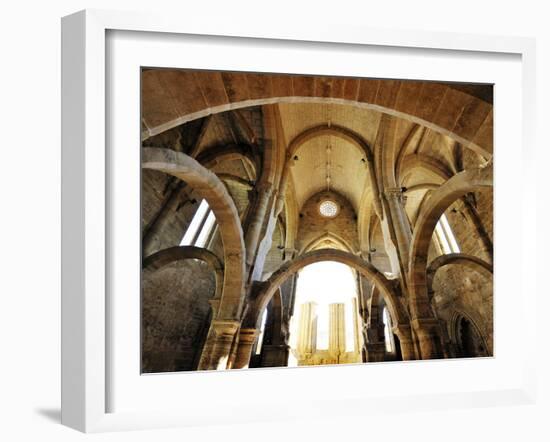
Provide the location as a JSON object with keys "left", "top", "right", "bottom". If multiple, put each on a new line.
{"left": 61, "top": 9, "right": 537, "bottom": 433}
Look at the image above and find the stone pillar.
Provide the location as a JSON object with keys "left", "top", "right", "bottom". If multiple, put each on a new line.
{"left": 365, "top": 342, "right": 386, "bottom": 362}
{"left": 232, "top": 328, "right": 260, "bottom": 369}
{"left": 245, "top": 182, "right": 274, "bottom": 266}
{"left": 261, "top": 344, "right": 290, "bottom": 367}
{"left": 393, "top": 325, "right": 416, "bottom": 361}
{"left": 412, "top": 318, "right": 444, "bottom": 360}
{"left": 329, "top": 303, "right": 346, "bottom": 359}
{"left": 364, "top": 299, "right": 386, "bottom": 362}
{"left": 365, "top": 157, "right": 383, "bottom": 219}
{"left": 197, "top": 320, "right": 240, "bottom": 370}
{"left": 352, "top": 298, "right": 362, "bottom": 355}
{"left": 364, "top": 324, "right": 386, "bottom": 362}
{"left": 274, "top": 152, "right": 297, "bottom": 216}
{"left": 383, "top": 187, "right": 413, "bottom": 269}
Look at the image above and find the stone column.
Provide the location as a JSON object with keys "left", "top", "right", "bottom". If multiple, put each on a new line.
{"left": 197, "top": 320, "right": 240, "bottom": 370}
{"left": 245, "top": 182, "right": 274, "bottom": 266}
{"left": 364, "top": 324, "right": 386, "bottom": 362}
{"left": 365, "top": 157, "right": 383, "bottom": 219}
{"left": 411, "top": 318, "right": 444, "bottom": 360}
{"left": 393, "top": 325, "right": 416, "bottom": 361}
{"left": 274, "top": 152, "right": 297, "bottom": 216}
{"left": 352, "top": 298, "right": 362, "bottom": 355}
{"left": 232, "top": 328, "right": 260, "bottom": 369}
{"left": 364, "top": 299, "right": 386, "bottom": 362}
{"left": 383, "top": 187, "right": 413, "bottom": 269}
{"left": 261, "top": 344, "right": 290, "bottom": 367}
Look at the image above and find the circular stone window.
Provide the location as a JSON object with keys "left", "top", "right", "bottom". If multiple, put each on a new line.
{"left": 319, "top": 200, "right": 339, "bottom": 218}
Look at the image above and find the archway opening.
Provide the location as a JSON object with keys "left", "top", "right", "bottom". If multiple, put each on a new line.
{"left": 287, "top": 261, "right": 363, "bottom": 367}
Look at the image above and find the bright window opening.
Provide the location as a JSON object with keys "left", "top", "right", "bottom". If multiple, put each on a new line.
{"left": 180, "top": 199, "right": 216, "bottom": 247}
{"left": 288, "top": 261, "right": 358, "bottom": 365}
{"left": 434, "top": 213, "right": 460, "bottom": 254}
{"left": 382, "top": 306, "right": 394, "bottom": 353}
{"left": 319, "top": 200, "right": 339, "bottom": 218}
{"left": 255, "top": 309, "right": 268, "bottom": 355}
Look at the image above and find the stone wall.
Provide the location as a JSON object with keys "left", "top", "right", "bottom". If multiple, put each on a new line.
{"left": 142, "top": 259, "right": 216, "bottom": 372}
{"left": 142, "top": 169, "right": 203, "bottom": 256}
{"left": 295, "top": 190, "right": 359, "bottom": 254}
{"left": 427, "top": 195, "right": 493, "bottom": 355}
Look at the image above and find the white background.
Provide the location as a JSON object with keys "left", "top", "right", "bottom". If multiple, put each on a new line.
{"left": 0, "top": 1, "right": 548, "bottom": 441}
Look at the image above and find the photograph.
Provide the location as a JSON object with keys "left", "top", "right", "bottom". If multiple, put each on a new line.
{"left": 140, "top": 69, "right": 494, "bottom": 373}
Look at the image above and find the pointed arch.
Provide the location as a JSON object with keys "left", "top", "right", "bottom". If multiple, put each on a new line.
{"left": 243, "top": 249, "right": 407, "bottom": 330}
{"left": 288, "top": 123, "right": 373, "bottom": 161}
{"left": 300, "top": 231, "right": 356, "bottom": 255}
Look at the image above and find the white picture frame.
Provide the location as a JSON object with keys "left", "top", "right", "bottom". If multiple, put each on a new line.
{"left": 61, "top": 9, "right": 537, "bottom": 433}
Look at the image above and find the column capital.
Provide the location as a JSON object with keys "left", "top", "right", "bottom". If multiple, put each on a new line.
{"left": 210, "top": 319, "right": 241, "bottom": 337}
{"left": 410, "top": 317, "right": 441, "bottom": 337}
{"left": 392, "top": 324, "right": 412, "bottom": 341}
{"left": 384, "top": 187, "right": 407, "bottom": 204}
{"left": 238, "top": 327, "right": 260, "bottom": 343}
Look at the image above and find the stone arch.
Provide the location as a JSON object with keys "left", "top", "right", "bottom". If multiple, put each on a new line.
{"left": 408, "top": 164, "right": 493, "bottom": 320}
{"left": 399, "top": 154, "right": 453, "bottom": 185}
{"left": 217, "top": 173, "right": 254, "bottom": 189}
{"left": 142, "top": 148, "right": 246, "bottom": 319}
{"left": 288, "top": 123, "right": 373, "bottom": 161}
{"left": 143, "top": 245, "right": 224, "bottom": 299}
{"left": 449, "top": 311, "right": 489, "bottom": 357}
{"left": 300, "top": 231, "right": 356, "bottom": 255}
{"left": 243, "top": 249, "right": 407, "bottom": 330}
{"left": 426, "top": 252, "right": 492, "bottom": 300}
{"left": 196, "top": 143, "right": 261, "bottom": 180}
{"left": 141, "top": 71, "right": 493, "bottom": 158}
{"left": 394, "top": 124, "right": 424, "bottom": 183}
{"left": 404, "top": 183, "right": 440, "bottom": 194}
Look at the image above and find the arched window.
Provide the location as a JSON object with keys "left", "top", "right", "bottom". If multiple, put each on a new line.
{"left": 434, "top": 213, "right": 460, "bottom": 254}
{"left": 255, "top": 309, "right": 268, "bottom": 355}
{"left": 180, "top": 199, "right": 217, "bottom": 247}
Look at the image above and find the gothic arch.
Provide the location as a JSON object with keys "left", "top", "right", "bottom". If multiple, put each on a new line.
{"left": 141, "top": 70, "right": 493, "bottom": 158}
{"left": 243, "top": 249, "right": 407, "bottom": 330}
{"left": 399, "top": 154, "right": 453, "bottom": 185}
{"left": 288, "top": 123, "right": 373, "bottom": 160}
{"left": 300, "top": 231, "right": 355, "bottom": 255}
{"left": 449, "top": 311, "right": 489, "bottom": 357}
{"left": 196, "top": 143, "right": 261, "bottom": 179}
{"left": 143, "top": 245, "right": 224, "bottom": 299}
{"left": 142, "top": 147, "right": 246, "bottom": 319}
{"left": 408, "top": 164, "right": 493, "bottom": 319}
